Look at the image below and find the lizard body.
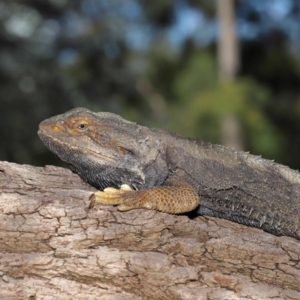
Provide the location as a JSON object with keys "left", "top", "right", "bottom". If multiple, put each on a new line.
{"left": 38, "top": 107, "right": 300, "bottom": 240}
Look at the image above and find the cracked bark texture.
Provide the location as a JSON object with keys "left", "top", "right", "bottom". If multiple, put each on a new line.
{"left": 0, "top": 161, "right": 300, "bottom": 300}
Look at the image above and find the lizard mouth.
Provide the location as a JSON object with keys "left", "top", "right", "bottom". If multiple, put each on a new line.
{"left": 38, "top": 129, "right": 116, "bottom": 162}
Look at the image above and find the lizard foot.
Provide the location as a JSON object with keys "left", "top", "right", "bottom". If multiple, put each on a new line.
{"left": 88, "top": 179, "right": 200, "bottom": 214}
{"left": 89, "top": 184, "right": 133, "bottom": 209}
{"left": 89, "top": 184, "right": 159, "bottom": 211}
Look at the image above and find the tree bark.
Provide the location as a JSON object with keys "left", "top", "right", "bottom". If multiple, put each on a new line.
{"left": 0, "top": 161, "right": 299, "bottom": 300}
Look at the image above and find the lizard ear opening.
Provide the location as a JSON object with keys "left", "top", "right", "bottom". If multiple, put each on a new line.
{"left": 118, "top": 146, "right": 134, "bottom": 156}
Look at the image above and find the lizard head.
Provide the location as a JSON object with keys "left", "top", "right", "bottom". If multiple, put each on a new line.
{"left": 38, "top": 107, "right": 168, "bottom": 190}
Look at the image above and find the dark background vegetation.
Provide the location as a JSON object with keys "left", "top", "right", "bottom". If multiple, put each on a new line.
{"left": 1, "top": 0, "right": 300, "bottom": 169}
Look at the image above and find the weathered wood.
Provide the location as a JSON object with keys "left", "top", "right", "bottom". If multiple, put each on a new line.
{"left": 0, "top": 161, "right": 299, "bottom": 300}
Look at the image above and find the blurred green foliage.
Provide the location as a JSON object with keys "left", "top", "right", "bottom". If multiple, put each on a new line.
{"left": 148, "top": 51, "right": 283, "bottom": 160}
{"left": 1, "top": 0, "right": 300, "bottom": 170}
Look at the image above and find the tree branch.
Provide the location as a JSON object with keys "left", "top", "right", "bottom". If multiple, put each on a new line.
{"left": 0, "top": 161, "right": 299, "bottom": 299}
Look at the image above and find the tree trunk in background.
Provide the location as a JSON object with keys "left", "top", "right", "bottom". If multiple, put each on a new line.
{"left": 220, "top": 114, "right": 244, "bottom": 151}
{"left": 216, "top": 0, "right": 239, "bottom": 81}
{"left": 0, "top": 161, "right": 300, "bottom": 300}
{"left": 217, "top": 0, "right": 244, "bottom": 151}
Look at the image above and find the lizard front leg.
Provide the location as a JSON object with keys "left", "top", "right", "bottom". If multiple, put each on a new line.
{"left": 89, "top": 179, "right": 200, "bottom": 214}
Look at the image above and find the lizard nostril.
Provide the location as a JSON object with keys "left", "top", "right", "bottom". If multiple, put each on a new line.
{"left": 53, "top": 125, "right": 61, "bottom": 132}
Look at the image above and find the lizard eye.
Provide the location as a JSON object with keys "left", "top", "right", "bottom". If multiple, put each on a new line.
{"left": 78, "top": 123, "right": 87, "bottom": 130}
{"left": 75, "top": 121, "right": 89, "bottom": 132}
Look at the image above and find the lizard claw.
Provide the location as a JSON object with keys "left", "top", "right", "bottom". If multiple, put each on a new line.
{"left": 88, "top": 193, "right": 96, "bottom": 209}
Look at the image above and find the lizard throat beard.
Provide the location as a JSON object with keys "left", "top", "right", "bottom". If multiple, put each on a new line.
{"left": 38, "top": 129, "right": 116, "bottom": 164}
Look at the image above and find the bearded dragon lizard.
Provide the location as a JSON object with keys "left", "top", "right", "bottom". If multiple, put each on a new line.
{"left": 38, "top": 107, "right": 300, "bottom": 240}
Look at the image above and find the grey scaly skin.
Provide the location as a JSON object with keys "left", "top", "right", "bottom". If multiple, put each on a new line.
{"left": 38, "top": 107, "right": 300, "bottom": 240}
